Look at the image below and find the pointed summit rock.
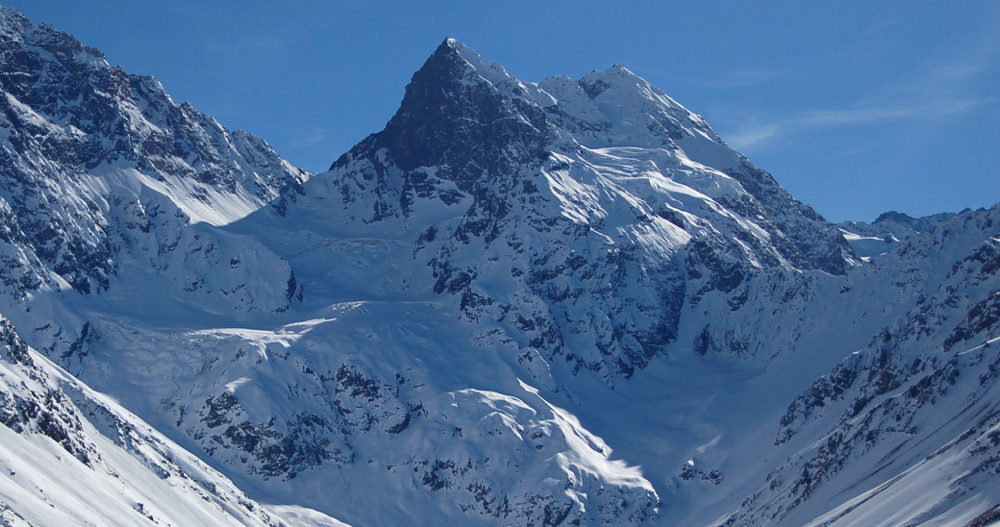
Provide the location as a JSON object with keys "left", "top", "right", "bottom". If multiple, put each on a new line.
{"left": 333, "top": 39, "right": 549, "bottom": 193}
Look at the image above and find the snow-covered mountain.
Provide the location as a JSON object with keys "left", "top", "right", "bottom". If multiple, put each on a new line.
{"left": 1, "top": 10, "right": 998, "bottom": 526}
{"left": 0, "top": 314, "right": 347, "bottom": 527}
{"left": 838, "top": 209, "right": 965, "bottom": 260}
{"left": 0, "top": 5, "right": 305, "bottom": 337}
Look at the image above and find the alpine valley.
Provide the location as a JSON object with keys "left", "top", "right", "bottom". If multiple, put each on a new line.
{"left": 0, "top": 7, "right": 998, "bottom": 526}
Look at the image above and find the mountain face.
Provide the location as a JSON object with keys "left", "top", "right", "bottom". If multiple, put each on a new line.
{"left": 319, "top": 39, "right": 853, "bottom": 379}
{"left": 0, "top": 314, "right": 345, "bottom": 527}
{"left": 838, "top": 210, "right": 962, "bottom": 259}
{"left": 0, "top": 12, "right": 998, "bottom": 527}
{"left": 0, "top": 6, "right": 305, "bottom": 335}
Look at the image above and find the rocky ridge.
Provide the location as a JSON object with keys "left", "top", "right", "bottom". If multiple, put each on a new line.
{"left": 0, "top": 6, "right": 304, "bottom": 327}
{"left": 0, "top": 313, "right": 340, "bottom": 526}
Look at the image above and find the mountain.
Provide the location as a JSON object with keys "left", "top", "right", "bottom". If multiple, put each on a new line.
{"left": 724, "top": 205, "right": 1000, "bottom": 526}
{"left": 0, "top": 5, "right": 305, "bottom": 337}
{"left": 838, "top": 210, "right": 963, "bottom": 259}
{"left": 0, "top": 11, "right": 998, "bottom": 526}
{"left": 0, "top": 314, "right": 349, "bottom": 527}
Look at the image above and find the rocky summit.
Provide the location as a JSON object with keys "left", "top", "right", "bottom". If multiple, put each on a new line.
{"left": 0, "top": 9, "right": 998, "bottom": 527}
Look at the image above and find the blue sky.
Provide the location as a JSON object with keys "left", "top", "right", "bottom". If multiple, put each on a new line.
{"left": 7, "top": 1, "right": 998, "bottom": 221}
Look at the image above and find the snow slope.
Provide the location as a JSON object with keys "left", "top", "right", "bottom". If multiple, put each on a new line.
{"left": 0, "top": 315, "right": 347, "bottom": 526}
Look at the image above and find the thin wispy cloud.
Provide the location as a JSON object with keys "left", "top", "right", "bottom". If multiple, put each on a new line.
{"left": 727, "top": 91, "right": 995, "bottom": 151}
{"left": 725, "top": 28, "right": 999, "bottom": 151}
{"left": 728, "top": 96, "right": 995, "bottom": 150}
{"left": 726, "top": 123, "right": 781, "bottom": 150}
{"left": 288, "top": 126, "right": 329, "bottom": 149}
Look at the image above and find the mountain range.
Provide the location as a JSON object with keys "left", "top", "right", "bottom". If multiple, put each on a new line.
{"left": 0, "top": 8, "right": 998, "bottom": 526}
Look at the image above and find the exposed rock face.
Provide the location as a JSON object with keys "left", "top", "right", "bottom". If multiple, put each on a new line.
{"left": 0, "top": 6, "right": 304, "bottom": 315}
{"left": 732, "top": 206, "right": 1000, "bottom": 526}
{"left": 313, "top": 38, "right": 853, "bottom": 381}
{"left": 0, "top": 313, "right": 312, "bottom": 526}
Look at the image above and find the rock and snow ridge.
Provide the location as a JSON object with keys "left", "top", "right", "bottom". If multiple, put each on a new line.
{"left": 0, "top": 315, "right": 345, "bottom": 526}
{"left": 0, "top": 13, "right": 998, "bottom": 526}
{"left": 0, "top": 5, "right": 304, "bottom": 322}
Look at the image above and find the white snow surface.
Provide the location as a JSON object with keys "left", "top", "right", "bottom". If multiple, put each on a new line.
{"left": 0, "top": 319, "right": 347, "bottom": 527}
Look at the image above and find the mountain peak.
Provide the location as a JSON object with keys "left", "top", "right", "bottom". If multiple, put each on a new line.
{"left": 0, "top": 5, "right": 28, "bottom": 28}
{"left": 425, "top": 37, "right": 519, "bottom": 91}
{"left": 335, "top": 38, "right": 548, "bottom": 188}
{"left": 0, "top": 4, "right": 108, "bottom": 69}
{"left": 413, "top": 37, "right": 487, "bottom": 89}
{"left": 580, "top": 64, "right": 666, "bottom": 101}
{"left": 440, "top": 37, "right": 474, "bottom": 61}
{"left": 550, "top": 62, "right": 726, "bottom": 150}
{"left": 608, "top": 63, "right": 637, "bottom": 76}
